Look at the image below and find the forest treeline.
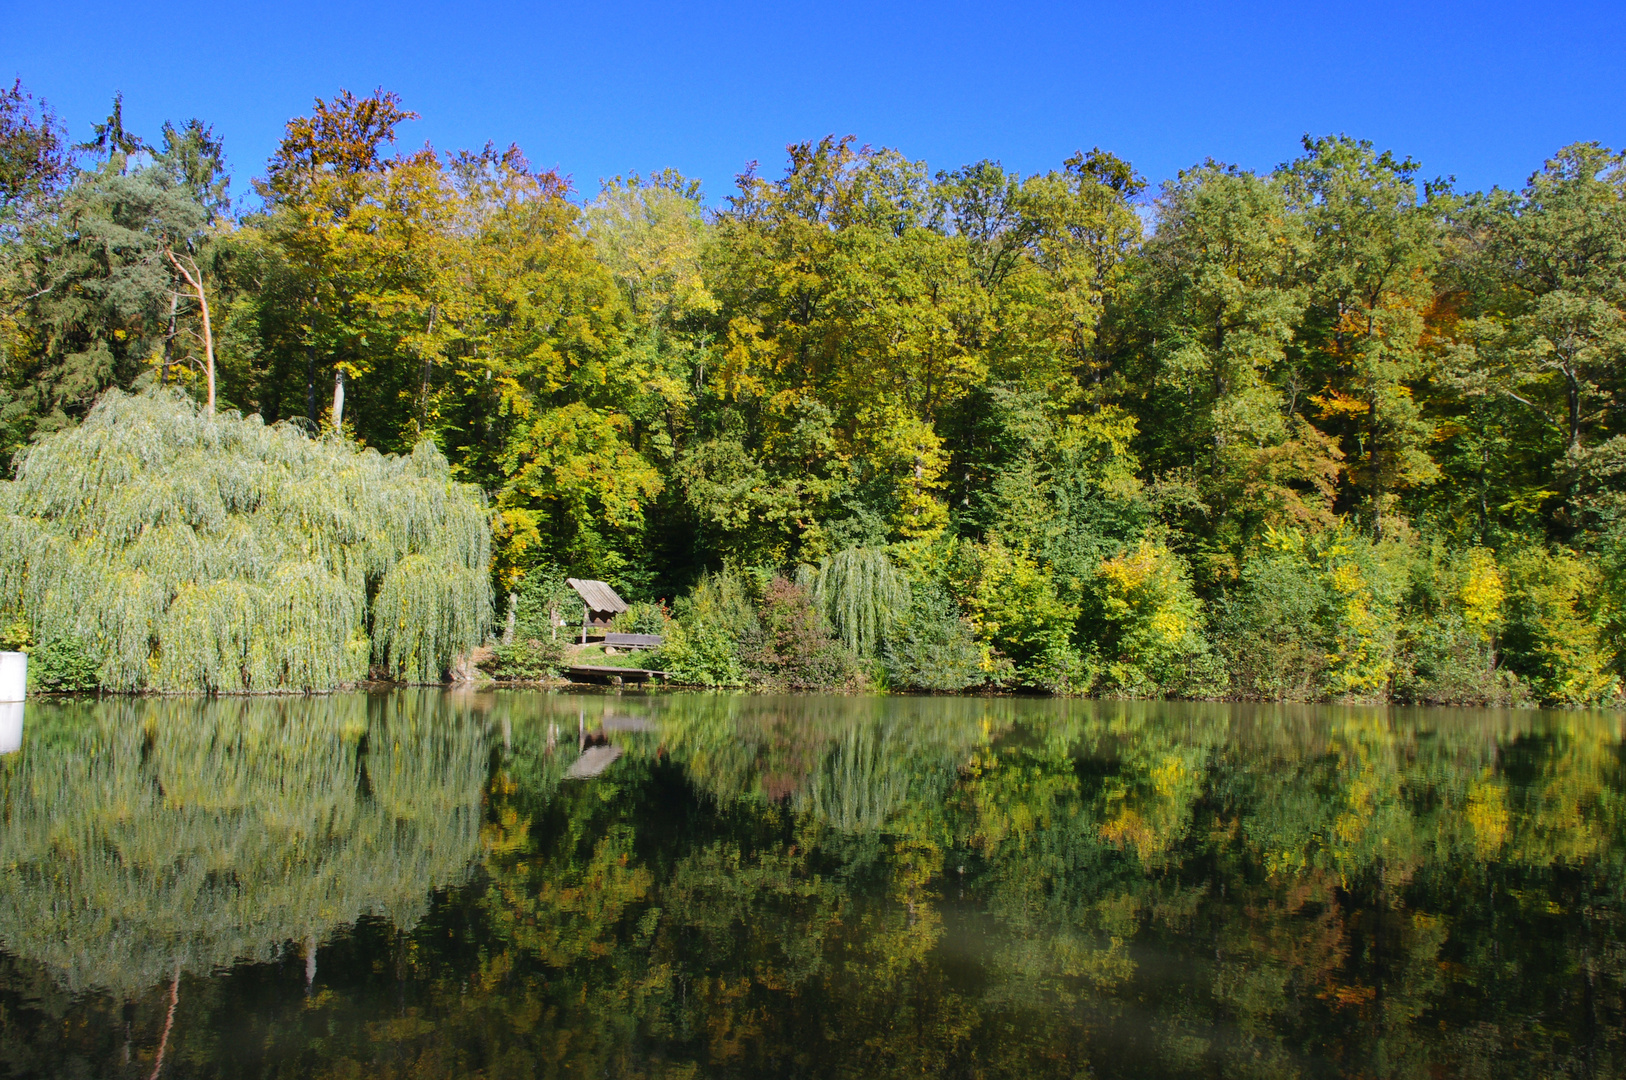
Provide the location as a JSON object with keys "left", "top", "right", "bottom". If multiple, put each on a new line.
{"left": 1, "top": 82, "right": 1623, "bottom": 703}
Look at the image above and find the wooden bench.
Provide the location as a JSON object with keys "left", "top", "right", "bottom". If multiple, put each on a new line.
{"left": 604, "top": 632, "right": 663, "bottom": 650}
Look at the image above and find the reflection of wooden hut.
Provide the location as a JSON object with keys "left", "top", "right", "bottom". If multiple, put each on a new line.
{"left": 566, "top": 578, "right": 627, "bottom": 642}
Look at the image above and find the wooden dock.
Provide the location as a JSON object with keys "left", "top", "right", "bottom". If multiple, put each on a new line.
{"left": 566, "top": 664, "right": 669, "bottom": 685}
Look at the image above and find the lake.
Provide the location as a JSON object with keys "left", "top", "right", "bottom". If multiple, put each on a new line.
{"left": 1, "top": 690, "right": 1622, "bottom": 1078}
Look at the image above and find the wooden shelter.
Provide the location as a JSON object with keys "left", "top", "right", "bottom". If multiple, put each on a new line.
{"left": 566, "top": 578, "right": 628, "bottom": 642}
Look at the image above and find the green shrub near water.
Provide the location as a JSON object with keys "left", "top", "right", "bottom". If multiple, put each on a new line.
{"left": 741, "top": 577, "right": 865, "bottom": 691}
{"left": 659, "top": 621, "right": 747, "bottom": 687}
{"left": 26, "top": 636, "right": 102, "bottom": 693}
{"left": 0, "top": 390, "right": 492, "bottom": 692}
{"left": 481, "top": 638, "right": 568, "bottom": 681}
{"left": 1501, "top": 547, "right": 1621, "bottom": 705}
{"left": 881, "top": 585, "right": 986, "bottom": 692}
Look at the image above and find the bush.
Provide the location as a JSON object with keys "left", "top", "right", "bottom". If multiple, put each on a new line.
{"left": 882, "top": 586, "right": 986, "bottom": 692}
{"left": 1394, "top": 545, "right": 1529, "bottom": 707}
{"left": 1088, "top": 540, "right": 1220, "bottom": 697}
{"left": 740, "top": 577, "right": 863, "bottom": 690}
{"left": 27, "top": 636, "right": 102, "bottom": 693}
{"left": 659, "top": 621, "right": 746, "bottom": 687}
{"left": 1501, "top": 547, "right": 1620, "bottom": 705}
{"left": 675, "top": 570, "right": 761, "bottom": 640}
{"left": 1218, "top": 526, "right": 1406, "bottom": 701}
{"left": 510, "top": 567, "right": 576, "bottom": 642}
{"left": 1024, "top": 641, "right": 1098, "bottom": 696}
{"left": 480, "top": 637, "right": 568, "bottom": 681}
{"left": 613, "top": 601, "right": 670, "bottom": 636}
{"left": 958, "top": 539, "right": 1079, "bottom": 681}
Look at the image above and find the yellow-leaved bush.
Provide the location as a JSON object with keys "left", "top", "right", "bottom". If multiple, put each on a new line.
{"left": 1091, "top": 540, "right": 1220, "bottom": 696}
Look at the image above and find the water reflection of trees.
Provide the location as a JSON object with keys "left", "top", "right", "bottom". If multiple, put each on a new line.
{"left": 4, "top": 693, "right": 1625, "bottom": 1077}
{"left": 0, "top": 691, "right": 488, "bottom": 995}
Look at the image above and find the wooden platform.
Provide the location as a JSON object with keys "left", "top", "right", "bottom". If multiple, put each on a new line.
{"left": 566, "top": 664, "right": 668, "bottom": 684}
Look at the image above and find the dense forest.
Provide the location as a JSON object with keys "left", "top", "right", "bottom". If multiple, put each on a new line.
{"left": 1, "top": 82, "right": 1622, "bottom": 702}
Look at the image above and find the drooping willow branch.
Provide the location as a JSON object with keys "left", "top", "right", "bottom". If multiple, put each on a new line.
{"left": 0, "top": 389, "right": 493, "bottom": 691}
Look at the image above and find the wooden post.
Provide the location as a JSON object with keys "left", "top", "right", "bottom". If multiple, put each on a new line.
{"left": 581, "top": 601, "right": 589, "bottom": 645}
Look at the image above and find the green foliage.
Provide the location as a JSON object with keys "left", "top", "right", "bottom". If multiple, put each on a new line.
{"left": 659, "top": 620, "right": 746, "bottom": 687}
{"left": 1501, "top": 546, "right": 1621, "bottom": 705}
{"left": 675, "top": 569, "right": 762, "bottom": 640}
{"left": 808, "top": 546, "right": 910, "bottom": 658}
{"left": 612, "top": 600, "right": 670, "bottom": 635}
{"left": 881, "top": 585, "right": 986, "bottom": 692}
{"left": 0, "top": 390, "right": 491, "bottom": 691}
{"left": 510, "top": 565, "right": 575, "bottom": 642}
{"left": 1393, "top": 545, "right": 1529, "bottom": 706}
{"left": 959, "top": 539, "right": 1079, "bottom": 685}
{"left": 26, "top": 635, "right": 101, "bottom": 693}
{"left": 1218, "top": 526, "right": 1409, "bottom": 701}
{"left": 481, "top": 637, "right": 567, "bottom": 681}
{"left": 1088, "top": 540, "right": 1221, "bottom": 696}
{"left": 740, "top": 577, "right": 863, "bottom": 691}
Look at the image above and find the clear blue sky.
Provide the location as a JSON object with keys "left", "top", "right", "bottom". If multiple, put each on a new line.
{"left": 4, "top": 0, "right": 1623, "bottom": 206}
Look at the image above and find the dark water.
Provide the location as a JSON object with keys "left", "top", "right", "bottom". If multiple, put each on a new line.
{"left": 1, "top": 691, "right": 1623, "bottom": 1079}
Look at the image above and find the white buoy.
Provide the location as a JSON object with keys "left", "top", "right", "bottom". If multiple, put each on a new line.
{"left": 0, "top": 703, "right": 19, "bottom": 755}
{"left": 0, "top": 651, "right": 24, "bottom": 703}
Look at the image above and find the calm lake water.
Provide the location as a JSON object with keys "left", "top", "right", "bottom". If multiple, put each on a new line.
{"left": 1, "top": 691, "right": 1623, "bottom": 1078}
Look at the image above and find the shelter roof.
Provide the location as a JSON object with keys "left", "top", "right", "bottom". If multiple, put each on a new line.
{"left": 566, "top": 578, "right": 628, "bottom": 614}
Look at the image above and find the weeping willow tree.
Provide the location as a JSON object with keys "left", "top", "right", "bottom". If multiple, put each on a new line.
{"left": 806, "top": 546, "right": 910, "bottom": 658}
{"left": 0, "top": 692, "right": 489, "bottom": 996}
{"left": 0, "top": 389, "right": 492, "bottom": 691}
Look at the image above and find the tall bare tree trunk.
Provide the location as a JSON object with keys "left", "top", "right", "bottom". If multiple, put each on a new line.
{"left": 165, "top": 251, "right": 215, "bottom": 414}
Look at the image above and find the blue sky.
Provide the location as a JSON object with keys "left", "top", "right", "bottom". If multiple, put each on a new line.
{"left": 4, "top": 0, "right": 1623, "bottom": 206}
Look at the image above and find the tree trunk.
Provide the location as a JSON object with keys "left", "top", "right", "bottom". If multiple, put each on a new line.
{"left": 165, "top": 250, "right": 215, "bottom": 414}
{"left": 332, "top": 367, "right": 346, "bottom": 431}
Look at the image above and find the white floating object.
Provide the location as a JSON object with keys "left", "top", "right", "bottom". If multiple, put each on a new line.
{"left": 0, "top": 703, "right": 20, "bottom": 755}
{"left": 0, "top": 652, "right": 25, "bottom": 703}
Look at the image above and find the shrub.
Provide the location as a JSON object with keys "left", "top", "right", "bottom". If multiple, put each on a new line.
{"left": 659, "top": 621, "right": 746, "bottom": 687}
{"left": 740, "top": 577, "right": 862, "bottom": 690}
{"left": 1501, "top": 547, "right": 1620, "bottom": 705}
{"left": 509, "top": 567, "right": 576, "bottom": 642}
{"left": 676, "top": 570, "right": 761, "bottom": 640}
{"left": 1219, "top": 526, "right": 1406, "bottom": 701}
{"left": 27, "top": 636, "right": 102, "bottom": 693}
{"left": 1089, "top": 540, "right": 1220, "bottom": 696}
{"left": 1394, "top": 545, "right": 1529, "bottom": 707}
{"left": 958, "top": 539, "right": 1079, "bottom": 682}
{"left": 1025, "top": 641, "right": 1098, "bottom": 696}
{"left": 480, "top": 637, "right": 568, "bottom": 681}
{"left": 613, "top": 601, "right": 670, "bottom": 636}
{"left": 881, "top": 585, "right": 986, "bottom": 692}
